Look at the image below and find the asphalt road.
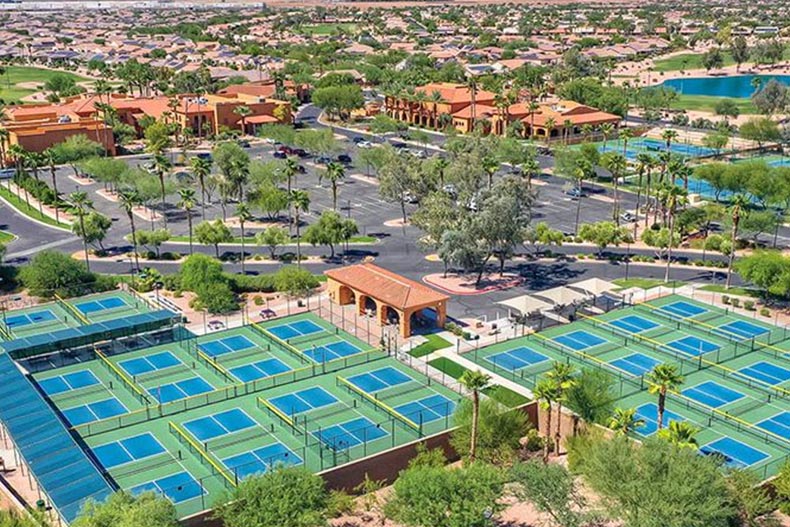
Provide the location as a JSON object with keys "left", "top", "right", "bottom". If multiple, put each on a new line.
{"left": 0, "top": 106, "right": 753, "bottom": 319}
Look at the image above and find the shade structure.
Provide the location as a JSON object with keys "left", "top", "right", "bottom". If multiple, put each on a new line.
{"left": 497, "top": 295, "right": 553, "bottom": 314}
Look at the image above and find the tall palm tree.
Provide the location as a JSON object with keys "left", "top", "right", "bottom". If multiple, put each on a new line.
{"left": 324, "top": 161, "right": 346, "bottom": 210}
{"left": 289, "top": 189, "right": 310, "bottom": 268}
{"left": 608, "top": 407, "right": 645, "bottom": 435}
{"left": 544, "top": 117, "right": 556, "bottom": 144}
{"left": 635, "top": 153, "right": 656, "bottom": 231}
{"left": 619, "top": 127, "right": 633, "bottom": 159}
{"left": 236, "top": 203, "right": 253, "bottom": 274}
{"left": 27, "top": 151, "right": 46, "bottom": 215}
{"left": 177, "top": 188, "right": 196, "bottom": 255}
{"left": 660, "top": 129, "right": 679, "bottom": 178}
{"left": 7, "top": 144, "right": 26, "bottom": 195}
{"left": 726, "top": 194, "right": 750, "bottom": 289}
{"left": 605, "top": 153, "right": 627, "bottom": 225}
{"left": 459, "top": 370, "right": 491, "bottom": 462}
{"left": 118, "top": 189, "right": 142, "bottom": 273}
{"left": 657, "top": 420, "right": 699, "bottom": 449}
{"left": 533, "top": 378, "right": 559, "bottom": 463}
{"left": 152, "top": 152, "right": 171, "bottom": 226}
{"left": 432, "top": 157, "right": 449, "bottom": 187}
{"left": 528, "top": 100, "right": 539, "bottom": 140}
{"left": 428, "top": 90, "right": 444, "bottom": 130}
{"left": 70, "top": 191, "right": 93, "bottom": 270}
{"left": 599, "top": 122, "right": 614, "bottom": 152}
{"left": 562, "top": 119, "right": 573, "bottom": 146}
{"left": 282, "top": 157, "right": 299, "bottom": 232}
{"left": 233, "top": 105, "right": 252, "bottom": 135}
{"left": 657, "top": 183, "right": 688, "bottom": 283}
{"left": 646, "top": 364, "right": 684, "bottom": 431}
{"left": 190, "top": 156, "right": 212, "bottom": 218}
{"left": 43, "top": 148, "right": 61, "bottom": 223}
{"left": 0, "top": 129, "right": 9, "bottom": 169}
{"left": 545, "top": 362, "right": 576, "bottom": 456}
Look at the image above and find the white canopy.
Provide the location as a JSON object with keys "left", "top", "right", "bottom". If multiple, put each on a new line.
{"left": 497, "top": 295, "right": 553, "bottom": 314}
{"left": 532, "top": 286, "right": 590, "bottom": 306}
{"left": 567, "top": 278, "right": 620, "bottom": 297}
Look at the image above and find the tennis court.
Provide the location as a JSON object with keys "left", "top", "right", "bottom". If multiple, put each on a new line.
{"left": 16, "top": 306, "right": 459, "bottom": 519}
{"left": 0, "top": 303, "right": 74, "bottom": 339}
{"left": 464, "top": 293, "right": 790, "bottom": 479}
{"left": 700, "top": 437, "right": 769, "bottom": 468}
{"left": 69, "top": 291, "right": 150, "bottom": 323}
{"left": 485, "top": 346, "right": 549, "bottom": 372}
{"left": 268, "top": 320, "right": 325, "bottom": 341}
{"left": 757, "top": 412, "right": 790, "bottom": 437}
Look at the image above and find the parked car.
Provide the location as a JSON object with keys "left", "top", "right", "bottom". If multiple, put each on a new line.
{"left": 278, "top": 146, "right": 294, "bottom": 155}
{"left": 293, "top": 148, "right": 309, "bottom": 157}
{"left": 273, "top": 151, "right": 287, "bottom": 159}
{"left": 237, "top": 139, "right": 251, "bottom": 148}
{"left": 442, "top": 184, "right": 458, "bottom": 199}
{"left": 620, "top": 212, "right": 637, "bottom": 223}
{"left": 207, "top": 320, "right": 225, "bottom": 331}
{"left": 195, "top": 152, "right": 212, "bottom": 161}
{"left": 262, "top": 137, "right": 276, "bottom": 144}
{"left": 404, "top": 191, "right": 419, "bottom": 204}
{"left": 316, "top": 155, "right": 333, "bottom": 164}
{"left": 357, "top": 140, "right": 373, "bottom": 149}
{"left": 296, "top": 164, "right": 307, "bottom": 174}
{"left": 337, "top": 154, "right": 352, "bottom": 164}
{"left": 352, "top": 136, "right": 365, "bottom": 144}
{"left": 564, "top": 186, "right": 583, "bottom": 198}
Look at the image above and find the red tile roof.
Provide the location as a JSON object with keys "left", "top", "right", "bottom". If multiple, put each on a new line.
{"left": 325, "top": 264, "right": 448, "bottom": 310}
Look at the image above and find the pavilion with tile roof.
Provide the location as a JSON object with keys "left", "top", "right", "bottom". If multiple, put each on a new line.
{"left": 325, "top": 263, "right": 449, "bottom": 338}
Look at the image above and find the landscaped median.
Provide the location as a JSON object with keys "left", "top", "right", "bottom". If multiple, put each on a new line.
{"left": 0, "top": 184, "right": 72, "bottom": 230}
{"left": 428, "top": 356, "right": 529, "bottom": 408}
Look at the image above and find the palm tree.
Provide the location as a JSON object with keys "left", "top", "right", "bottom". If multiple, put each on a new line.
{"left": 635, "top": 153, "right": 656, "bottom": 231}
{"left": 580, "top": 124, "right": 594, "bottom": 143}
{"left": 605, "top": 153, "right": 627, "bottom": 225}
{"left": 660, "top": 129, "right": 679, "bottom": 177}
{"left": 646, "top": 364, "right": 684, "bottom": 431}
{"left": 544, "top": 117, "right": 556, "bottom": 144}
{"left": 432, "top": 157, "right": 449, "bottom": 187}
{"left": 43, "top": 148, "right": 61, "bottom": 223}
{"left": 528, "top": 100, "right": 539, "bottom": 140}
{"left": 545, "top": 362, "right": 575, "bottom": 456}
{"left": 324, "top": 162, "right": 346, "bottom": 210}
{"left": 726, "top": 194, "right": 750, "bottom": 289}
{"left": 118, "top": 189, "right": 142, "bottom": 273}
{"left": 236, "top": 203, "right": 253, "bottom": 274}
{"left": 70, "top": 191, "right": 93, "bottom": 270}
{"left": 190, "top": 156, "right": 212, "bottom": 218}
{"left": 657, "top": 420, "right": 699, "bottom": 448}
{"left": 482, "top": 155, "right": 499, "bottom": 189}
{"left": 152, "top": 152, "right": 171, "bottom": 226}
{"left": 233, "top": 105, "right": 252, "bottom": 135}
{"left": 657, "top": 183, "right": 688, "bottom": 283}
{"left": 289, "top": 189, "right": 310, "bottom": 268}
{"left": 282, "top": 157, "right": 299, "bottom": 232}
{"left": 428, "top": 90, "right": 444, "bottom": 130}
{"left": 26, "top": 151, "right": 46, "bottom": 216}
{"left": 599, "top": 122, "right": 614, "bottom": 152}
{"left": 7, "top": 144, "right": 26, "bottom": 195}
{"left": 608, "top": 407, "right": 645, "bottom": 435}
{"left": 0, "top": 129, "right": 9, "bottom": 169}
{"left": 533, "top": 378, "right": 559, "bottom": 463}
{"left": 177, "top": 188, "right": 196, "bottom": 254}
{"left": 562, "top": 119, "right": 573, "bottom": 146}
{"left": 619, "top": 127, "right": 633, "bottom": 159}
{"left": 459, "top": 370, "right": 492, "bottom": 462}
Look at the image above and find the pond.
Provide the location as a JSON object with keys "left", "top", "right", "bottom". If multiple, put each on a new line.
{"left": 660, "top": 75, "right": 790, "bottom": 98}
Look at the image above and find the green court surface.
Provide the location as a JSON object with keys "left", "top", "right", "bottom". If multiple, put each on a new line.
{"left": 61, "top": 290, "right": 153, "bottom": 324}
{"left": 465, "top": 294, "right": 790, "bottom": 480}
{"left": 28, "top": 311, "right": 462, "bottom": 518}
{"left": 0, "top": 301, "right": 78, "bottom": 340}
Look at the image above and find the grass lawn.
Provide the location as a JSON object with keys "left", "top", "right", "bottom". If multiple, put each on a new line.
{"left": 671, "top": 94, "right": 757, "bottom": 114}
{"left": 652, "top": 52, "right": 737, "bottom": 73}
{"left": 409, "top": 334, "right": 452, "bottom": 358}
{"left": 484, "top": 385, "right": 530, "bottom": 408}
{"left": 0, "top": 185, "right": 70, "bottom": 229}
{"left": 298, "top": 23, "right": 358, "bottom": 36}
{"left": 428, "top": 356, "right": 468, "bottom": 379}
{"left": 697, "top": 284, "right": 760, "bottom": 297}
{"left": 612, "top": 278, "right": 683, "bottom": 290}
{"left": 0, "top": 66, "right": 88, "bottom": 103}
{"left": 0, "top": 231, "right": 15, "bottom": 244}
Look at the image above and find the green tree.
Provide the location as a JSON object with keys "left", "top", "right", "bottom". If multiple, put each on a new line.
{"left": 190, "top": 156, "right": 213, "bottom": 218}
{"left": 302, "top": 210, "right": 358, "bottom": 259}
{"left": 215, "top": 466, "right": 328, "bottom": 527}
{"left": 385, "top": 462, "right": 505, "bottom": 527}
{"left": 323, "top": 161, "right": 345, "bottom": 210}
{"left": 289, "top": 189, "right": 310, "bottom": 267}
{"left": 195, "top": 219, "right": 233, "bottom": 257}
{"left": 451, "top": 397, "right": 529, "bottom": 464}
{"left": 73, "top": 491, "right": 178, "bottom": 527}
{"left": 725, "top": 469, "right": 778, "bottom": 527}
{"left": 608, "top": 407, "right": 645, "bottom": 436}
{"left": 131, "top": 229, "right": 170, "bottom": 259}
{"left": 510, "top": 460, "right": 593, "bottom": 527}
{"left": 256, "top": 226, "right": 290, "bottom": 260}
{"left": 177, "top": 188, "right": 197, "bottom": 254}
{"left": 657, "top": 420, "right": 699, "bottom": 449}
{"left": 273, "top": 266, "right": 319, "bottom": 299}
{"left": 736, "top": 250, "right": 790, "bottom": 299}
{"left": 570, "top": 435, "right": 734, "bottom": 527}
{"left": 20, "top": 251, "right": 95, "bottom": 298}
{"left": 458, "top": 370, "right": 492, "bottom": 462}
{"left": 118, "top": 189, "right": 142, "bottom": 272}
{"left": 726, "top": 194, "right": 750, "bottom": 289}
{"left": 49, "top": 134, "right": 104, "bottom": 176}
{"left": 578, "top": 222, "right": 633, "bottom": 258}
{"left": 729, "top": 36, "right": 750, "bottom": 72}
{"left": 72, "top": 211, "right": 111, "bottom": 253}
{"left": 180, "top": 253, "right": 224, "bottom": 293}
{"left": 523, "top": 222, "right": 564, "bottom": 256}
{"left": 236, "top": 203, "right": 253, "bottom": 274}
{"left": 311, "top": 85, "right": 364, "bottom": 121}
{"left": 69, "top": 191, "right": 94, "bottom": 270}
{"left": 545, "top": 362, "right": 576, "bottom": 456}
{"left": 563, "top": 369, "right": 617, "bottom": 426}
{"left": 646, "top": 364, "right": 684, "bottom": 431}
{"left": 533, "top": 378, "right": 560, "bottom": 462}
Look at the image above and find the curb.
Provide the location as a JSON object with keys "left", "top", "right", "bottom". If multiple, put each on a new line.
{"left": 0, "top": 191, "right": 72, "bottom": 233}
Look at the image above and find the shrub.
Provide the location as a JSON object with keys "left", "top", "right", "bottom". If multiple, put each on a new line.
{"left": 744, "top": 300, "right": 755, "bottom": 311}
{"left": 761, "top": 307, "right": 771, "bottom": 317}
{"left": 722, "top": 295, "right": 730, "bottom": 305}
{"left": 253, "top": 295, "right": 264, "bottom": 306}
{"left": 731, "top": 298, "right": 740, "bottom": 308}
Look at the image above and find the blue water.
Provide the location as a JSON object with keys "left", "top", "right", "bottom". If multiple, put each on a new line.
{"left": 661, "top": 75, "right": 790, "bottom": 98}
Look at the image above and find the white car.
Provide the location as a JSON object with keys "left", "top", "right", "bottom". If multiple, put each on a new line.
{"left": 357, "top": 140, "right": 374, "bottom": 149}
{"left": 262, "top": 137, "right": 276, "bottom": 144}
